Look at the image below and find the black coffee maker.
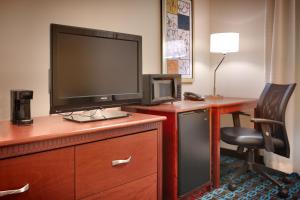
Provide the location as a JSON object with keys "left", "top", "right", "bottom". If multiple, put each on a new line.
{"left": 11, "top": 90, "right": 33, "bottom": 125}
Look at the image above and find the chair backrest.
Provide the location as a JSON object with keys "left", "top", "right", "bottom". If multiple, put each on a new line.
{"left": 256, "top": 83, "right": 296, "bottom": 158}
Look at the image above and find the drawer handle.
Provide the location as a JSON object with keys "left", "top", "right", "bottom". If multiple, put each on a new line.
{"left": 112, "top": 156, "right": 132, "bottom": 166}
{"left": 0, "top": 183, "right": 30, "bottom": 197}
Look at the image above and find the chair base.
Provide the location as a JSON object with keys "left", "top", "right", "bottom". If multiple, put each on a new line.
{"left": 227, "top": 149, "right": 289, "bottom": 198}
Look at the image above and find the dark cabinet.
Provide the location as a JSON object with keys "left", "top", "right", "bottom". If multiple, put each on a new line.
{"left": 178, "top": 109, "right": 210, "bottom": 196}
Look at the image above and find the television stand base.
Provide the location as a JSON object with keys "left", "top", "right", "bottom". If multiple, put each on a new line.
{"left": 63, "top": 110, "right": 129, "bottom": 123}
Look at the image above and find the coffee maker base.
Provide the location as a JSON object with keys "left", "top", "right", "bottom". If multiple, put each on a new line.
{"left": 12, "top": 119, "right": 33, "bottom": 125}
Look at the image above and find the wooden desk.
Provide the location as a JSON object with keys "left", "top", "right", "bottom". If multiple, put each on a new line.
{"left": 123, "top": 97, "right": 257, "bottom": 199}
{"left": 209, "top": 98, "right": 257, "bottom": 188}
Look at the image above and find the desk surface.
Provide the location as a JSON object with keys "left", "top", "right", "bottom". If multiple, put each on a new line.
{"left": 125, "top": 97, "right": 257, "bottom": 113}
{"left": 0, "top": 113, "right": 166, "bottom": 147}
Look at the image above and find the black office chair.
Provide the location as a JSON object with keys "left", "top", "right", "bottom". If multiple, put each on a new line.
{"left": 221, "top": 83, "right": 296, "bottom": 197}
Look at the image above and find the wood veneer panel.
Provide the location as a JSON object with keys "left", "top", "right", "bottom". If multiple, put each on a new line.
{"left": 75, "top": 130, "right": 158, "bottom": 199}
{"left": 123, "top": 109, "right": 178, "bottom": 200}
{"left": 162, "top": 112, "right": 178, "bottom": 200}
{"left": 0, "top": 147, "right": 74, "bottom": 200}
{"left": 83, "top": 174, "right": 157, "bottom": 200}
{"left": 211, "top": 108, "right": 221, "bottom": 188}
{"left": 0, "top": 113, "right": 165, "bottom": 147}
{"left": 0, "top": 113, "right": 165, "bottom": 160}
{"left": 156, "top": 121, "right": 163, "bottom": 200}
{"left": 125, "top": 98, "right": 256, "bottom": 113}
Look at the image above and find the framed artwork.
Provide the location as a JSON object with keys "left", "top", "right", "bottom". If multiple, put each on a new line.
{"left": 162, "top": 0, "right": 193, "bottom": 83}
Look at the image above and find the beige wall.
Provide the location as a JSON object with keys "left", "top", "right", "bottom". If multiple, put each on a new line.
{"left": 0, "top": 0, "right": 212, "bottom": 120}
{"left": 183, "top": 0, "right": 266, "bottom": 98}
{"left": 210, "top": 0, "right": 265, "bottom": 98}
{"left": 0, "top": 0, "right": 161, "bottom": 119}
{"left": 210, "top": 0, "right": 266, "bottom": 150}
{"left": 293, "top": 0, "right": 300, "bottom": 173}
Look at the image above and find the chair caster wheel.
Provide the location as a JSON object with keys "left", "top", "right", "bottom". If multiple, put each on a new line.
{"left": 278, "top": 188, "right": 289, "bottom": 198}
{"left": 228, "top": 183, "right": 237, "bottom": 191}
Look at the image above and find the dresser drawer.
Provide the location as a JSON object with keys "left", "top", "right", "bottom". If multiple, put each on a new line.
{"left": 83, "top": 174, "right": 157, "bottom": 200}
{"left": 75, "top": 130, "right": 158, "bottom": 199}
{"left": 0, "top": 147, "right": 74, "bottom": 200}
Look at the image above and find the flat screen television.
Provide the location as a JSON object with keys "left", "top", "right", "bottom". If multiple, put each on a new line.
{"left": 50, "top": 24, "right": 142, "bottom": 114}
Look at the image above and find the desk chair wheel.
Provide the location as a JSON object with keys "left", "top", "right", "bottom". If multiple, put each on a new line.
{"left": 278, "top": 188, "right": 289, "bottom": 198}
{"left": 228, "top": 183, "right": 237, "bottom": 191}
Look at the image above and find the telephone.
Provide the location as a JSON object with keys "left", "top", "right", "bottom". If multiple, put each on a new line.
{"left": 183, "top": 92, "right": 205, "bottom": 101}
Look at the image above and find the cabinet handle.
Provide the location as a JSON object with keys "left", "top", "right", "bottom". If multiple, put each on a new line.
{"left": 0, "top": 184, "right": 29, "bottom": 197}
{"left": 112, "top": 156, "right": 132, "bottom": 166}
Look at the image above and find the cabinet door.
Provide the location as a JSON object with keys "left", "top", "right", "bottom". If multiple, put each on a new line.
{"left": 178, "top": 110, "right": 210, "bottom": 196}
{"left": 0, "top": 147, "right": 74, "bottom": 200}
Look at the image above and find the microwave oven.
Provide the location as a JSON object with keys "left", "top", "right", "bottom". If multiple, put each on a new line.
{"left": 142, "top": 74, "right": 181, "bottom": 105}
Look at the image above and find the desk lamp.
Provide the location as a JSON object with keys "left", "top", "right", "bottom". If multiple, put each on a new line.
{"left": 210, "top": 32, "right": 239, "bottom": 98}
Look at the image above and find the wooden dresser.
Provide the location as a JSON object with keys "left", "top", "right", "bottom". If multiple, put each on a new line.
{"left": 0, "top": 113, "right": 165, "bottom": 200}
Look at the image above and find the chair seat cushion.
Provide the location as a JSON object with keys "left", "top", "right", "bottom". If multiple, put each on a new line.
{"left": 221, "top": 127, "right": 284, "bottom": 148}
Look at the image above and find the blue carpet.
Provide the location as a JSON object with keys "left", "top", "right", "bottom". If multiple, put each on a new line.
{"left": 199, "top": 155, "right": 300, "bottom": 200}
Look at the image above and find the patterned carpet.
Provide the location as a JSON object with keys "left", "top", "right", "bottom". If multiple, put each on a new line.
{"left": 199, "top": 155, "right": 300, "bottom": 200}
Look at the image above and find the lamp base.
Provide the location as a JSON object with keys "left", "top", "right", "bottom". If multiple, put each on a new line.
{"left": 205, "top": 95, "right": 224, "bottom": 100}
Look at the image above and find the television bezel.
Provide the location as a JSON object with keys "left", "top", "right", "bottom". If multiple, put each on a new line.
{"left": 50, "top": 24, "right": 142, "bottom": 114}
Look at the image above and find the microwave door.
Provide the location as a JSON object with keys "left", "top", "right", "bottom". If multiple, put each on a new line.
{"left": 152, "top": 80, "right": 174, "bottom": 102}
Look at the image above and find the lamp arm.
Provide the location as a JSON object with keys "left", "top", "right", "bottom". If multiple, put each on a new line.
{"left": 213, "top": 54, "right": 226, "bottom": 96}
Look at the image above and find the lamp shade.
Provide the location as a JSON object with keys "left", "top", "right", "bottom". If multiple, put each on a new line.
{"left": 210, "top": 32, "right": 239, "bottom": 54}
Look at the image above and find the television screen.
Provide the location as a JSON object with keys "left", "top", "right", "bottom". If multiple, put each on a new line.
{"left": 50, "top": 24, "right": 142, "bottom": 114}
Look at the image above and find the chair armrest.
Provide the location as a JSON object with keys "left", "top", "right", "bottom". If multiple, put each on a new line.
{"left": 250, "top": 118, "right": 284, "bottom": 126}
{"left": 251, "top": 118, "right": 284, "bottom": 153}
